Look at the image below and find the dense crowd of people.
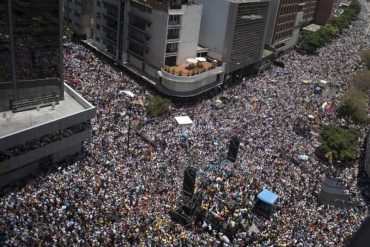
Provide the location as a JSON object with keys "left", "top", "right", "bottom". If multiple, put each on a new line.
{"left": 1, "top": 1, "right": 370, "bottom": 246}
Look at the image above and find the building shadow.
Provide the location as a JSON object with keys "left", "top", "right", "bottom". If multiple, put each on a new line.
{"left": 357, "top": 131, "right": 370, "bottom": 210}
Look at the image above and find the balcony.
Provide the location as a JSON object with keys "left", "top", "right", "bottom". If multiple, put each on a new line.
{"left": 157, "top": 60, "right": 225, "bottom": 97}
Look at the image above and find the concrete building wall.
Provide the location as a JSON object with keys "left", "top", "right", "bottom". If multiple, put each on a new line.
{"left": 177, "top": 4, "right": 203, "bottom": 65}
{"left": 289, "top": 10, "right": 304, "bottom": 48}
{"left": 0, "top": 84, "right": 95, "bottom": 151}
{"left": 161, "top": 74, "right": 219, "bottom": 92}
{"left": 200, "top": 0, "right": 271, "bottom": 74}
{"left": 302, "top": 0, "right": 319, "bottom": 23}
{"left": 265, "top": 0, "right": 280, "bottom": 46}
{"left": 126, "top": 4, "right": 168, "bottom": 76}
{"left": 227, "top": 0, "right": 271, "bottom": 73}
{"left": 92, "top": 0, "right": 124, "bottom": 58}
{"left": 0, "top": 130, "right": 89, "bottom": 189}
{"left": 158, "top": 63, "right": 225, "bottom": 96}
{"left": 145, "top": 9, "right": 168, "bottom": 69}
{"left": 314, "top": 0, "right": 335, "bottom": 25}
{"left": 92, "top": 0, "right": 109, "bottom": 52}
{"left": 198, "top": 0, "right": 231, "bottom": 61}
{"left": 64, "top": 0, "right": 94, "bottom": 38}
{"left": 0, "top": 79, "right": 60, "bottom": 112}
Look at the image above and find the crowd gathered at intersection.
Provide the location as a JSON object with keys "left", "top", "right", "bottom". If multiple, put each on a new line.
{"left": 1, "top": 2, "right": 370, "bottom": 246}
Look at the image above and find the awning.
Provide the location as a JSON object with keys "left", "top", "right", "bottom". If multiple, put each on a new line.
{"left": 186, "top": 58, "right": 198, "bottom": 64}
{"left": 196, "top": 57, "right": 206, "bottom": 62}
{"left": 257, "top": 189, "right": 279, "bottom": 205}
{"left": 119, "top": 90, "right": 135, "bottom": 98}
{"left": 175, "top": 116, "right": 193, "bottom": 125}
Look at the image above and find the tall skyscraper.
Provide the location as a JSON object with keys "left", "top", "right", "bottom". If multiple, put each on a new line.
{"left": 0, "top": 0, "right": 95, "bottom": 189}
{"left": 64, "top": 0, "right": 94, "bottom": 39}
{"left": 265, "top": 0, "right": 304, "bottom": 52}
{"left": 302, "top": 0, "right": 318, "bottom": 23}
{"left": 314, "top": 0, "right": 336, "bottom": 25}
{"left": 199, "top": 0, "right": 272, "bottom": 79}
{"left": 0, "top": 0, "right": 63, "bottom": 112}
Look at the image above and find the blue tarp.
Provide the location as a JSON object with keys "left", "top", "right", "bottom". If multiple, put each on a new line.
{"left": 257, "top": 189, "right": 279, "bottom": 205}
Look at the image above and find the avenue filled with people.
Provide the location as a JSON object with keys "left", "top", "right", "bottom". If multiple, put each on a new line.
{"left": 1, "top": 2, "right": 370, "bottom": 246}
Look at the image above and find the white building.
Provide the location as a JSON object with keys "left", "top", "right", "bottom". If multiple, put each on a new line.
{"left": 64, "top": 0, "right": 94, "bottom": 39}
{"left": 91, "top": 0, "right": 275, "bottom": 96}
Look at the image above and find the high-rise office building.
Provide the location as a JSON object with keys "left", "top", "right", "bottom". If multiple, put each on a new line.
{"left": 64, "top": 0, "right": 94, "bottom": 39}
{"left": 1, "top": 0, "right": 63, "bottom": 112}
{"left": 199, "top": 0, "right": 272, "bottom": 79}
{"left": 302, "top": 0, "right": 318, "bottom": 23}
{"left": 91, "top": 0, "right": 273, "bottom": 96}
{"left": 314, "top": 0, "right": 336, "bottom": 25}
{"left": 0, "top": 0, "right": 95, "bottom": 189}
{"left": 265, "top": 0, "right": 304, "bottom": 52}
{"left": 93, "top": 0, "right": 125, "bottom": 60}
{"left": 93, "top": 0, "right": 226, "bottom": 97}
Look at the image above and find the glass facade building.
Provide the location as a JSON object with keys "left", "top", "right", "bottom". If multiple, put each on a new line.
{"left": 0, "top": 0, "right": 63, "bottom": 112}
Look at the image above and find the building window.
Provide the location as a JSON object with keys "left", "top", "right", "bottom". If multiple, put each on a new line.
{"left": 128, "top": 41, "right": 145, "bottom": 56}
{"left": 165, "top": 56, "right": 177, "bottom": 66}
{"left": 129, "top": 15, "right": 150, "bottom": 30}
{"left": 106, "top": 16, "right": 118, "bottom": 29}
{"left": 168, "top": 15, "right": 181, "bottom": 25}
{"left": 129, "top": 27, "right": 148, "bottom": 43}
{"left": 167, "top": 28, "right": 180, "bottom": 40}
{"left": 166, "top": 43, "right": 178, "bottom": 53}
{"left": 130, "top": 0, "right": 152, "bottom": 13}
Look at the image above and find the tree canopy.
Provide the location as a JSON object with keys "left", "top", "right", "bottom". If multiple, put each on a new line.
{"left": 146, "top": 95, "right": 172, "bottom": 117}
{"left": 336, "top": 88, "right": 368, "bottom": 124}
{"left": 298, "top": 0, "right": 360, "bottom": 53}
{"left": 320, "top": 125, "right": 360, "bottom": 163}
{"left": 352, "top": 70, "right": 370, "bottom": 93}
{"left": 360, "top": 49, "right": 370, "bottom": 69}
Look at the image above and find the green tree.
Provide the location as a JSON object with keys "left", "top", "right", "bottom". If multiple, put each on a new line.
{"left": 336, "top": 88, "right": 368, "bottom": 124}
{"left": 298, "top": 31, "right": 324, "bottom": 53}
{"left": 360, "top": 49, "right": 370, "bottom": 69}
{"left": 352, "top": 70, "right": 370, "bottom": 92}
{"left": 320, "top": 125, "right": 360, "bottom": 163}
{"left": 330, "top": 16, "right": 350, "bottom": 32}
{"left": 147, "top": 95, "right": 172, "bottom": 117}
{"left": 320, "top": 23, "right": 339, "bottom": 40}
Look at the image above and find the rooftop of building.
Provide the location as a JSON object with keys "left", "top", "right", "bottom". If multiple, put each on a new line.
{"left": 0, "top": 84, "right": 95, "bottom": 140}
{"left": 163, "top": 60, "right": 216, "bottom": 76}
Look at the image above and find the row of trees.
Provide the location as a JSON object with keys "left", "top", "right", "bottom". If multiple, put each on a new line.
{"left": 320, "top": 48, "right": 370, "bottom": 165}
{"left": 337, "top": 55, "right": 370, "bottom": 125}
{"left": 298, "top": 0, "right": 361, "bottom": 53}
